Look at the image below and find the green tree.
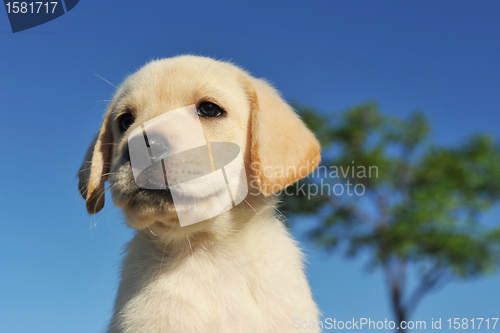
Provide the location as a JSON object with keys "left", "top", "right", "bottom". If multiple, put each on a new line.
{"left": 283, "top": 102, "right": 500, "bottom": 332}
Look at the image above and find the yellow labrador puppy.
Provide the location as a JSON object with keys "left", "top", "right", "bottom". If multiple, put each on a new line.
{"left": 79, "top": 56, "right": 321, "bottom": 333}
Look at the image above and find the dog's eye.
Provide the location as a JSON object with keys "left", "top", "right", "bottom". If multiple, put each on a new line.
{"left": 119, "top": 114, "right": 135, "bottom": 132}
{"left": 197, "top": 102, "right": 224, "bottom": 118}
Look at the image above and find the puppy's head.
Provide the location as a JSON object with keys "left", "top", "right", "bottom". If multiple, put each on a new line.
{"left": 79, "top": 56, "right": 320, "bottom": 235}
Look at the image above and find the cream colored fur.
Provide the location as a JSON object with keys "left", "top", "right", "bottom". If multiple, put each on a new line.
{"left": 79, "top": 55, "right": 321, "bottom": 333}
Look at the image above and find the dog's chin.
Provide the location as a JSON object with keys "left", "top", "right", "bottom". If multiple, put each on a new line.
{"left": 111, "top": 184, "right": 180, "bottom": 229}
{"left": 109, "top": 166, "right": 233, "bottom": 232}
{"left": 124, "top": 208, "right": 180, "bottom": 231}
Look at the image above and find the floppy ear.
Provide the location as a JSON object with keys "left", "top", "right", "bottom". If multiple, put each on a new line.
{"left": 78, "top": 108, "right": 114, "bottom": 214}
{"left": 245, "top": 77, "right": 321, "bottom": 196}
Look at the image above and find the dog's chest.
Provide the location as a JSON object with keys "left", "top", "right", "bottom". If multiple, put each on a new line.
{"left": 109, "top": 229, "right": 319, "bottom": 333}
{"left": 115, "top": 250, "right": 269, "bottom": 332}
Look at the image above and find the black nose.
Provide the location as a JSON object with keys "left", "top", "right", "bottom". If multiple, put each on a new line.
{"left": 146, "top": 133, "right": 169, "bottom": 155}
{"left": 124, "top": 133, "right": 170, "bottom": 162}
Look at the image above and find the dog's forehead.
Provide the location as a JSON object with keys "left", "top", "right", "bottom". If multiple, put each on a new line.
{"left": 131, "top": 58, "right": 242, "bottom": 99}
{"left": 112, "top": 57, "right": 248, "bottom": 120}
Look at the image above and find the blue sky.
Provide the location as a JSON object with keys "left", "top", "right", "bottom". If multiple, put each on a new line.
{"left": 1, "top": 1, "right": 499, "bottom": 332}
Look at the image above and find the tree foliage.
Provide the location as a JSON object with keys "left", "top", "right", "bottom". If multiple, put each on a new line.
{"left": 283, "top": 102, "right": 500, "bottom": 331}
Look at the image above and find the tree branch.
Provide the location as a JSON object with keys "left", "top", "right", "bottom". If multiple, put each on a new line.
{"left": 405, "top": 266, "right": 449, "bottom": 316}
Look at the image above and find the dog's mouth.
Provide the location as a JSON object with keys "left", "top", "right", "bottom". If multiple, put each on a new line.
{"left": 120, "top": 187, "right": 175, "bottom": 212}
{"left": 110, "top": 162, "right": 175, "bottom": 212}
{"left": 110, "top": 161, "right": 220, "bottom": 225}
{"left": 110, "top": 140, "right": 248, "bottom": 228}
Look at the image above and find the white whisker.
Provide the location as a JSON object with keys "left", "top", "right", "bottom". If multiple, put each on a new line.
{"left": 94, "top": 72, "right": 118, "bottom": 89}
